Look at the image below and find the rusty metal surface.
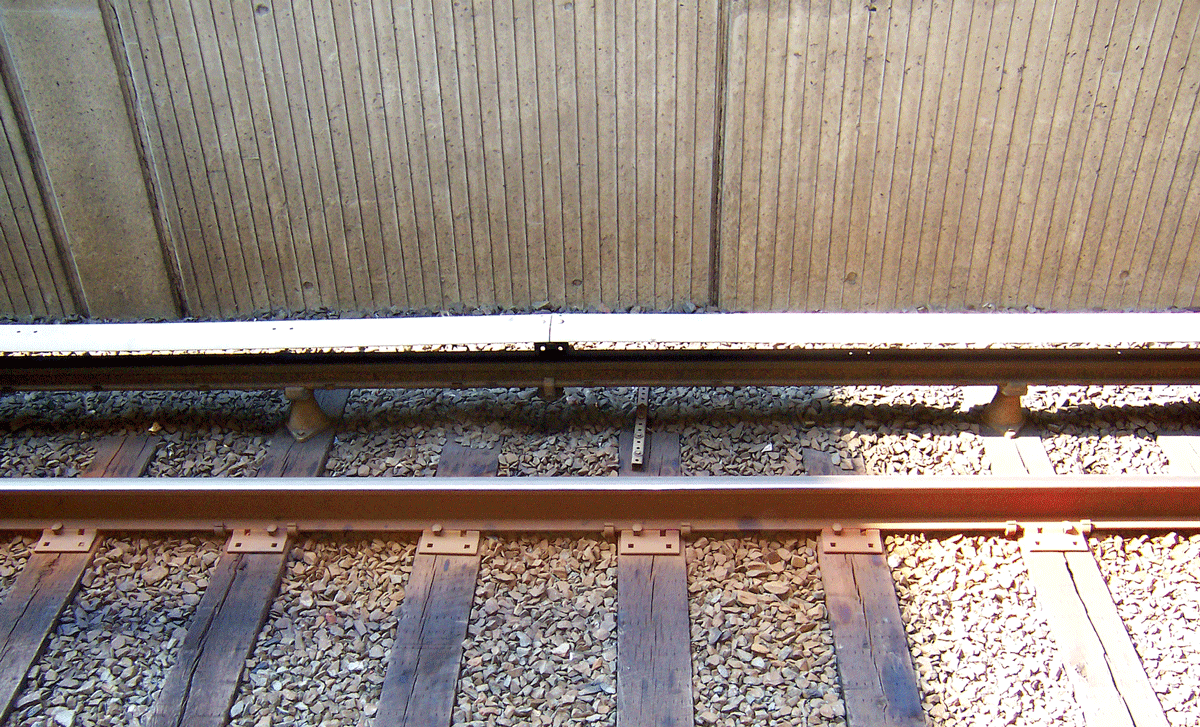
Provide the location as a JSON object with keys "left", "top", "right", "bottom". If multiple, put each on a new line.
{"left": 3, "top": 347, "right": 1200, "bottom": 392}
{"left": 1018, "top": 522, "right": 1092, "bottom": 552}
{"left": 33, "top": 527, "right": 97, "bottom": 552}
{"left": 417, "top": 528, "right": 481, "bottom": 555}
{"left": 6, "top": 313, "right": 1198, "bottom": 353}
{"left": 819, "top": 528, "right": 884, "bottom": 555}
{"left": 619, "top": 528, "right": 682, "bottom": 555}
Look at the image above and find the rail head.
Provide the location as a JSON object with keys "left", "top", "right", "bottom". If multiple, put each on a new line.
{"left": 2, "top": 312, "right": 1198, "bottom": 355}
{"left": 2, "top": 312, "right": 1199, "bottom": 391}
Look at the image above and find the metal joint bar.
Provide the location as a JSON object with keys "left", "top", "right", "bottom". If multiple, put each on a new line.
{"left": 631, "top": 387, "right": 649, "bottom": 469}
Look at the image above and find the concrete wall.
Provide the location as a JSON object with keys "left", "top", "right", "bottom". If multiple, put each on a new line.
{"left": 0, "top": 0, "right": 177, "bottom": 319}
{"left": 0, "top": 0, "right": 1197, "bottom": 319}
{"left": 0, "top": 58, "right": 78, "bottom": 318}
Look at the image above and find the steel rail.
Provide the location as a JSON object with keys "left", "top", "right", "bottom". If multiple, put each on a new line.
{"left": 2, "top": 475, "right": 1198, "bottom": 532}
{"left": 3, "top": 312, "right": 1198, "bottom": 354}
{"left": 549, "top": 312, "right": 1200, "bottom": 346}
{"left": 3, "top": 347, "right": 1200, "bottom": 391}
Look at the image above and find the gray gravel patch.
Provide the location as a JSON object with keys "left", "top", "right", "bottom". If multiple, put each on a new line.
{"left": 335, "top": 388, "right": 625, "bottom": 478}
{"left": 140, "top": 391, "right": 281, "bottom": 477}
{"left": 230, "top": 536, "right": 416, "bottom": 727}
{"left": 889, "top": 534, "right": 1084, "bottom": 727}
{"left": 0, "top": 435, "right": 94, "bottom": 477}
{"left": 680, "top": 422, "right": 809, "bottom": 476}
{"left": 455, "top": 536, "right": 617, "bottom": 727}
{"left": 859, "top": 424, "right": 985, "bottom": 475}
{"left": 680, "top": 420, "right": 982, "bottom": 478}
{"left": 497, "top": 428, "right": 619, "bottom": 476}
{"left": 658, "top": 387, "right": 852, "bottom": 476}
{"left": 1092, "top": 533, "right": 1200, "bottom": 727}
{"left": 147, "top": 429, "right": 268, "bottom": 477}
{"left": 825, "top": 386, "right": 967, "bottom": 410}
{"left": 1041, "top": 424, "right": 1168, "bottom": 474}
{"left": 1025, "top": 385, "right": 1200, "bottom": 413}
{"left": 327, "top": 426, "right": 444, "bottom": 477}
{"left": 342, "top": 388, "right": 630, "bottom": 433}
{"left": 0, "top": 535, "right": 33, "bottom": 601}
{"left": 0, "top": 390, "right": 286, "bottom": 433}
{"left": 0, "top": 390, "right": 284, "bottom": 479}
{"left": 5, "top": 535, "right": 222, "bottom": 727}
{"left": 650, "top": 386, "right": 986, "bottom": 476}
{"left": 689, "top": 536, "right": 845, "bottom": 726}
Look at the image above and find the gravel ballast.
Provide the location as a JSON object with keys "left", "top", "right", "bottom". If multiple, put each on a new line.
{"left": 230, "top": 536, "right": 417, "bottom": 727}
{"left": 0, "top": 535, "right": 33, "bottom": 601}
{"left": 497, "top": 428, "right": 619, "bottom": 476}
{"left": 688, "top": 536, "right": 845, "bottom": 727}
{"left": 326, "top": 425, "right": 444, "bottom": 477}
{"left": 147, "top": 429, "right": 268, "bottom": 477}
{"left": 455, "top": 536, "right": 617, "bottom": 727}
{"left": 1024, "top": 385, "right": 1200, "bottom": 413}
{"left": 5, "top": 535, "right": 222, "bottom": 727}
{"left": 1092, "top": 533, "right": 1200, "bottom": 727}
{"left": 332, "top": 388, "right": 626, "bottom": 477}
{"left": 1041, "top": 424, "right": 1168, "bottom": 474}
{"left": 0, "top": 435, "right": 94, "bottom": 478}
{"left": 655, "top": 386, "right": 986, "bottom": 476}
{"left": 889, "top": 534, "right": 1085, "bottom": 726}
{"left": 0, "top": 390, "right": 285, "bottom": 479}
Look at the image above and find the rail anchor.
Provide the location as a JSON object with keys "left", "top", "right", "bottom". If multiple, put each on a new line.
{"left": 631, "top": 387, "right": 650, "bottom": 469}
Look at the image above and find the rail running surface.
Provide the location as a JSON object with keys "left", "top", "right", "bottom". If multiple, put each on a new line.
{"left": 3, "top": 312, "right": 1198, "bottom": 354}
{"left": 2, "top": 312, "right": 1200, "bottom": 391}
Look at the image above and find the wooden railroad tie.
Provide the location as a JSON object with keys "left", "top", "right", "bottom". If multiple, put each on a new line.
{"left": 1156, "top": 434, "right": 1200, "bottom": 475}
{"left": 0, "top": 434, "right": 159, "bottom": 723}
{"left": 374, "top": 440, "right": 498, "bottom": 727}
{"left": 261, "top": 389, "right": 351, "bottom": 474}
{"left": 146, "top": 392, "right": 347, "bottom": 727}
{"left": 807, "top": 448, "right": 925, "bottom": 727}
{"left": 616, "top": 425, "right": 692, "bottom": 727}
{"left": 982, "top": 432, "right": 1169, "bottom": 727}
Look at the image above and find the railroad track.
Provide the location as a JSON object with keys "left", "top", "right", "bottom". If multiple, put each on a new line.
{"left": 1, "top": 383, "right": 1198, "bottom": 727}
